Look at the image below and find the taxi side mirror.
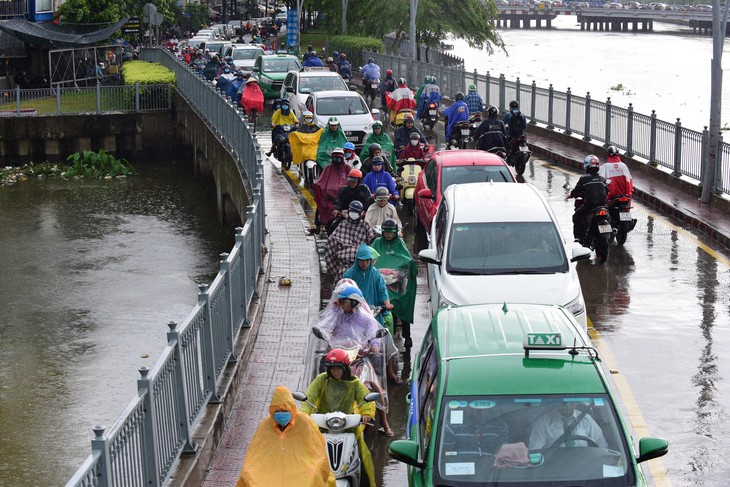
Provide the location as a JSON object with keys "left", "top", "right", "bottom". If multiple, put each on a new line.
{"left": 419, "top": 248, "right": 441, "bottom": 266}
{"left": 285, "top": 86, "right": 294, "bottom": 93}
{"left": 418, "top": 188, "right": 434, "bottom": 200}
{"left": 636, "top": 437, "right": 669, "bottom": 463}
{"left": 389, "top": 440, "right": 424, "bottom": 469}
{"left": 570, "top": 246, "right": 592, "bottom": 262}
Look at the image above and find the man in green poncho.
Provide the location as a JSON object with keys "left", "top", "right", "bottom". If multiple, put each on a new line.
{"left": 359, "top": 120, "right": 396, "bottom": 170}
{"left": 370, "top": 218, "right": 418, "bottom": 348}
{"left": 316, "top": 117, "right": 349, "bottom": 169}
{"left": 301, "top": 347, "right": 377, "bottom": 487}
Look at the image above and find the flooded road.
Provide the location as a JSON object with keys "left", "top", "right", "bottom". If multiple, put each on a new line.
{"left": 0, "top": 163, "right": 233, "bottom": 485}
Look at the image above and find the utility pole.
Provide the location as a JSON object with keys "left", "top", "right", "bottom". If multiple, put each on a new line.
{"left": 702, "top": 0, "right": 730, "bottom": 203}
{"left": 342, "top": 0, "right": 347, "bottom": 35}
{"left": 410, "top": 0, "right": 418, "bottom": 83}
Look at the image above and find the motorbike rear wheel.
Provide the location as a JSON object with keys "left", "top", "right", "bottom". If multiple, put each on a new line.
{"left": 594, "top": 233, "right": 610, "bottom": 265}
{"left": 514, "top": 161, "right": 526, "bottom": 175}
{"left": 616, "top": 224, "right": 629, "bottom": 246}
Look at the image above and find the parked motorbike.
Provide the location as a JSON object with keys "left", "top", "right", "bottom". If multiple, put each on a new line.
{"left": 396, "top": 158, "right": 423, "bottom": 214}
{"left": 575, "top": 197, "right": 612, "bottom": 264}
{"left": 274, "top": 124, "right": 293, "bottom": 170}
{"left": 507, "top": 134, "right": 532, "bottom": 175}
{"left": 292, "top": 390, "right": 380, "bottom": 487}
{"left": 421, "top": 101, "right": 439, "bottom": 131}
{"left": 364, "top": 78, "right": 379, "bottom": 106}
{"left": 607, "top": 193, "right": 637, "bottom": 245}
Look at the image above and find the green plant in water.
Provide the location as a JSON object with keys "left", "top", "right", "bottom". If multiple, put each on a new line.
{"left": 610, "top": 83, "right": 624, "bottom": 91}
{"left": 64, "top": 150, "right": 135, "bottom": 178}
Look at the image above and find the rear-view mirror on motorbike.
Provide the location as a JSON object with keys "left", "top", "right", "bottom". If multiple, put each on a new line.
{"left": 363, "top": 392, "right": 381, "bottom": 403}
{"left": 312, "top": 326, "right": 326, "bottom": 340}
{"left": 375, "top": 328, "right": 388, "bottom": 338}
{"left": 291, "top": 391, "right": 307, "bottom": 402}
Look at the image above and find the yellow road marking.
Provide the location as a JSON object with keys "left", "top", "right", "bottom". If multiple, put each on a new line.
{"left": 281, "top": 166, "right": 317, "bottom": 224}
{"left": 588, "top": 321, "right": 671, "bottom": 487}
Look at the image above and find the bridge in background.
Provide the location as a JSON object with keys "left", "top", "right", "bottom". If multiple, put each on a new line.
{"left": 496, "top": 6, "right": 723, "bottom": 34}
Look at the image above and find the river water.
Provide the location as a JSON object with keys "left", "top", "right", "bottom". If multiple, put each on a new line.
{"left": 0, "top": 163, "right": 233, "bottom": 485}
{"left": 449, "top": 16, "right": 730, "bottom": 132}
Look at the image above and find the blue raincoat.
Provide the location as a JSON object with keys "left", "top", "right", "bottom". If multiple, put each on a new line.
{"left": 342, "top": 244, "right": 389, "bottom": 324}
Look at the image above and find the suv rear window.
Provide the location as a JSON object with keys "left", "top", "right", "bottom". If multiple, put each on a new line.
{"left": 299, "top": 76, "right": 348, "bottom": 94}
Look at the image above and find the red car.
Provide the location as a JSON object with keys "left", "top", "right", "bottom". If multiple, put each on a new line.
{"left": 415, "top": 150, "right": 517, "bottom": 233}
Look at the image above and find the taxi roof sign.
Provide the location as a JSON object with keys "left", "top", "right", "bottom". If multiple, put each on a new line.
{"left": 524, "top": 332, "right": 565, "bottom": 358}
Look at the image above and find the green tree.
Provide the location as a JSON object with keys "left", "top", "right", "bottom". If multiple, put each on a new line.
{"left": 57, "top": 0, "right": 122, "bottom": 23}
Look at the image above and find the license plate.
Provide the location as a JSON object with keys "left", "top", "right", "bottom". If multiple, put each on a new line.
{"left": 619, "top": 211, "right": 632, "bottom": 221}
{"left": 408, "top": 176, "right": 416, "bottom": 184}
{"left": 429, "top": 109, "right": 437, "bottom": 115}
{"left": 598, "top": 224, "right": 612, "bottom": 234}
{"left": 346, "top": 136, "right": 359, "bottom": 142}
{"left": 461, "top": 129, "right": 470, "bottom": 136}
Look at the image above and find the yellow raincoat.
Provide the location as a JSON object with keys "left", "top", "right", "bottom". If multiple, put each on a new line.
{"left": 236, "top": 386, "right": 335, "bottom": 487}
{"left": 290, "top": 127, "right": 323, "bottom": 166}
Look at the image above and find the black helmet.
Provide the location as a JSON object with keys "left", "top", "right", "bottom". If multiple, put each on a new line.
{"left": 509, "top": 100, "right": 519, "bottom": 109}
{"left": 454, "top": 92, "right": 464, "bottom": 101}
{"left": 607, "top": 145, "right": 619, "bottom": 156}
{"left": 381, "top": 218, "right": 399, "bottom": 233}
{"left": 348, "top": 200, "right": 364, "bottom": 213}
{"left": 487, "top": 105, "right": 498, "bottom": 117}
{"left": 368, "top": 57, "right": 374, "bottom": 63}
{"left": 368, "top": 142, "right": 381, "bottom": 156}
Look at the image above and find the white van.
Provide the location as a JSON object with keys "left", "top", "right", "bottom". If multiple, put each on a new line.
{"left": 419, "top": 182, "right": 591, "bottom": 328}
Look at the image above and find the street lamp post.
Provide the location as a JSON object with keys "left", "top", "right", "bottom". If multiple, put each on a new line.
{"left": 410, "top": 0, "right": 418, "bottom": 82}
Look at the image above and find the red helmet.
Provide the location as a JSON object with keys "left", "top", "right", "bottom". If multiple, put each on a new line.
{"left": 348, "top": 169, "right": 362, "bottom": 179}
{"left": 403, "top": 113, "right": 415, "bottom": 122}
{"left": 386, "top": 69, "right": 393, "bottom": 75}
{"left": 325, "top": 348, "right": 351, "bottom": 367}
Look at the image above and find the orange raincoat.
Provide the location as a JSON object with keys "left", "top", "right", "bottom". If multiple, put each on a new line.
{"left": 236, "top": 386, "right": 335, "bottom": 487}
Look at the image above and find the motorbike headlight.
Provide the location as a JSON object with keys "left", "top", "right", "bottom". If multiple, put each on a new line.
{"left": 564, "top": 295, "right": 585, "bottom": 317}
{"left": 326, "top": 417, "right": 346, "bottom": 430}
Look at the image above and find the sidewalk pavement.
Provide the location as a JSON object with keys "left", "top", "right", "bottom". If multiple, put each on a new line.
{"left": 528, "top": 128, "right": 730, "bottom": 249}
{"left": 200, "top": 155, "right": 320, "bottom": 486}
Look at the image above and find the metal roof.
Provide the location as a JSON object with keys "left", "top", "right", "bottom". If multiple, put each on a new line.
{"left": 0, "top": 17, "right": 128, "bottom": 49}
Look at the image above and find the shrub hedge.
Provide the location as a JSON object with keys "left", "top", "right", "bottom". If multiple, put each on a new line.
{"left": 121, "top": 60, "right": 176, "bottom": 86}
{"left": 326, "top": 36, "right": 385, "bottom": 69}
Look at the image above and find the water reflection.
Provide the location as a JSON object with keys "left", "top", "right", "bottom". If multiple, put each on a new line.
{"left": 0, "top": 162, "right": 233, "bottom": 485}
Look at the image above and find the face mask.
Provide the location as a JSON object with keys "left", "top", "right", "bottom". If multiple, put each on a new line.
{"left": 281, "top": 105, "right": 290, "bottom": 112}
{"left": 410, "top": 139, "right": 418, "bottom": 146}
{"left": 345, "top": 152, "right": 353, "bottom": 159}
{"left": 273, "top": 411, "right": 291, "bottom": 427}
{"left": 224, "top": 69, "right": 230, "bottom": 73}
{"left": 304, "top": 117, "right": 313, "bottom": 124}
{"left": 348, "top": 211, "right": 360, "bottom": 221}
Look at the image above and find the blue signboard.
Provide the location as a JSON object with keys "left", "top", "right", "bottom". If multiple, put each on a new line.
{"left": 286, "top": 9, "right": 298, "bottom": 49}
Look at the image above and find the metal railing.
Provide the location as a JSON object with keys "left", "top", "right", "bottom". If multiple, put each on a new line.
{"left": 0, "top": 83, "right": 172, "bottom": 116}
{"left": 65, "top": 48, "right": 266, "bottom": 487}
{"left": 366, "top": 50, "right": 730, "bottom": 196}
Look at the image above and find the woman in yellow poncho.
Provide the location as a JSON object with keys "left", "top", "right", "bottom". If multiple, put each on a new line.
{"left": 236, "top": 386, "right": 335, "bottom": 487}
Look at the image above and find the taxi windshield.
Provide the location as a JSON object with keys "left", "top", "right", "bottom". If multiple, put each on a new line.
{"left": 446, "top": 222, "right": 568, "bottom": 275}
{"left": 435, "top": 394, "right": 633, "bottom": 486}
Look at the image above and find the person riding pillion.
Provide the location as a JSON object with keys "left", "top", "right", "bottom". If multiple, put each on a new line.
{"left": 567, "top": 155, "right": 608, "bottom": 242}
{"left": 442, "top": 92, "right": 470, "bottom": 144}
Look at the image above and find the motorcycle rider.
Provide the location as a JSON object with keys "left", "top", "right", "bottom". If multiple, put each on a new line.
{"left": 303, "top": 51, "right": 324, "bottom": 67}
{"left": 416, "top": 76, "right": 441, "bottom": 119}
{"left": 365, "top": 187, "right": 403, "bottom": 231}
{"left": 324, "top": 200, "right": 374, "bottom": 280}
{"left": 361, "top": 147, "right": 396, "bottom": 177}
{"left": 503, "top": 100, "right": 528, "bottom": 153}
{"left": 343, "top": 142, "right": 361, "bottom": 170}
{"left": 226, "top": 70, "right": 246, "bottom": 101}
{"left": 324, "top": 56, "right": 339, "bottom": 73}
{"left": 600, "top": 145, "right": 634, "bottom": 205}
{"left": 464, "top": 83, "right": 484, "bottom": 115}
{"left": 380, "top": 69, "right": 397, "bottom": 108}
{"left": 475, "top": 105, "right": 508, "bottom": 152}
{"left": 443, "top": 92, "right": 470, "bottom": 147}
{"left": 310, "top": 148, "right": 350, "bottom": 235}
{"left": 337, "top": 53, "right": 353, "bottom": 80}
{"left": 235, "top": 386, "right": 334, "bottom": 487}
{"left": 398, "top": 132, "right": 429, "bottom": 167}
{"left": 301, "top": 347, "right": 377, "bottom": 487}
{"left": 394, "top": 113, "right": 426, "bottom": 157}
{"left": 567, "top": 155, "right": 608, "bottom": 242}
{"left": 267, "top": 98, "right": 298, "bottom": 157}
{"left": 360, "top": 122, "right": 396, "bottom": 170}
{"left": 360, "top": 58, "right": 381, "bottom": 99}
{"left": 335, "top": 170, "right": 374, "bottom": 219}
{"left": 298, "top": 110, "right": 320, "bottom": 134}
{"left": 316, "top": 117, "right": 349, "bottom": 168}
{"left": 363, "top": 157, "right": 399, "bottom": 203}
{"left": 387, "top": 77, "right": 417, "bottom": 123}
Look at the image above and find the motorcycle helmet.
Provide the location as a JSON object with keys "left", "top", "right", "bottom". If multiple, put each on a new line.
{"left": 424, "top": 76, "right": 430, "bottom": 83}
{"left": 455, "top": 92, "right": 465, "bottom": 101}
{"left": 324, "top": 348, "right": 353, "bottom": 379}
{"left": 344, "top": 142, "right": 356, "bottom": 152}
{"left": 487, "top": 105, "right": 499, "bottom": 117}
{"left": 372, "top": 120, "right": 384, "bottom": 130}
{"left": 398, "top": 77, "right": 407, "bottom": 86}
{"left": 331, "top": 147, "right": 345, "bottom": 164}
{"left": 386, "top": 69, "right": 392, "bottom": 76}
{"left": 302, "top": 110, "right": 314, "bottom": 124}
{"left": 327, "top": 56, "right": 334, "bottom": 63}
{"left": 468, "top": 83, "right": 477, "bottom": 91}
{"left": 403, "top": 113, "right": 415, "bottom": 123}
{"left": 375, "top": 186, "right": 390, "bottom": 200}
{"left": 371, "top": 156, "right": 384, "bottom": 167}
{"left": 607, "top": 145, "right": 619, "bottom": 156}
{"left": 348, "top": 169, "right": 363, "bottom": 181}
{"left": 368, "top": 57, "right": 374, "bottom": 64}
{"left": 584, "top": 154, "right": 600, "bottom": 172}
{"left": 368, "top": 143, "right": 382, "bottom": 156}
{"left": 509, "top": 100, "right": 519, "bottom": 109}
{"left": 381, "top": 218, "right": 399, "bottom": 233}
{"left": 348, "top": 200, "right": 364, "bottom": 216}
{"left": 327, "top": 116, "right": 340, "bottom": 128}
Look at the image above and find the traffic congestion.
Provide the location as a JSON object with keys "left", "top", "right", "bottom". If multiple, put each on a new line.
{"left": 167, "top": 20, "right": 730, "bottom": 487}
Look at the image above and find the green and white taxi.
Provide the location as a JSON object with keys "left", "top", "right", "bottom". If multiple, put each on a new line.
{"left": 389, "top": 304, "right": 668, "bottom": 486}
{"left": 252, "top": 53, "right": 302, "bottom": 99}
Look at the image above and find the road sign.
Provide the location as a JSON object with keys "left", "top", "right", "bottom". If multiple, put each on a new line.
{"left": 122, "top": 17, "right": 141, "bottom": 34}
{"left": 151, "top": 11, "right": 164, "bottom": 26}
{"left": 142, "top": 3, "right": 157, "bottom": 17}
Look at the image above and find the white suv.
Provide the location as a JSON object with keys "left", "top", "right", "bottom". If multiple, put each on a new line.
{"left": 281, "top": 68, "right": 350, "bottom": 119}
{"left": 419, "top": 182, "right": 592, "bottom": 328}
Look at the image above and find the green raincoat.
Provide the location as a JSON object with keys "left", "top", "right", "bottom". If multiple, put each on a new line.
{"left": 316, "top": 126, "right": 349, "bottom": 169}
{"left": 359, "top": 130, "right": 396, "bottom": 167}
{"left": 370, "top": 235, "right": 417, "bottom": 324}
